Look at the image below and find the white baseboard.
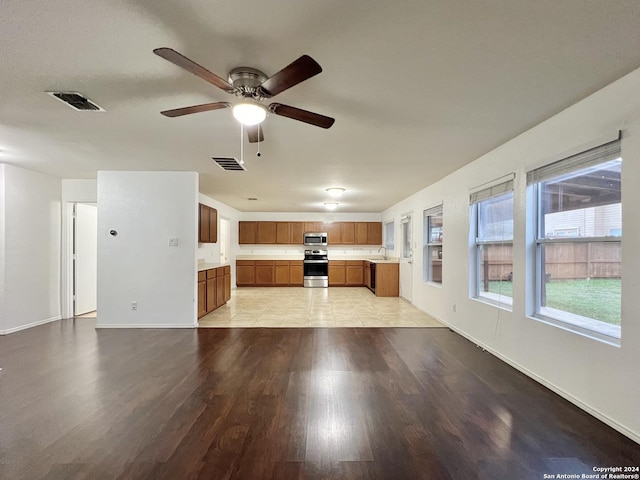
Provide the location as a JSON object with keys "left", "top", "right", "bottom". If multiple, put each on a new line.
{"left": 0, "top": 315, "right": 62, "bottom": 335}
{"left": 95, "top": 323, "right": 196, "bottom": 329}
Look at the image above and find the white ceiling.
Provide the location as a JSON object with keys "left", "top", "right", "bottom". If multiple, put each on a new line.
{"left": 2, "top": 1, "right": 640, "bottom": 212}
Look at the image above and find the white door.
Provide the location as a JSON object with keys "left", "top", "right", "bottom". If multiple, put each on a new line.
{"left": 74, "top": 203, "right": 97, "bottom": 316}
{"left": 219, "top": 217, "right": 230, "bottom": 264}
{"left": 400, "top": 213, "right": 413, "bottom": 302}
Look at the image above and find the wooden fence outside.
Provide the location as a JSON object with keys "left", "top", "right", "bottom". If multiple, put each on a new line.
{"left": 481, "top": 242, "right": 621, "bottom": 281}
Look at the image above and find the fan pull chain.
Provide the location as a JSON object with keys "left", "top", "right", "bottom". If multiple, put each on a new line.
{"left": 257, "top": 125, "right": 261, "bottom": 157}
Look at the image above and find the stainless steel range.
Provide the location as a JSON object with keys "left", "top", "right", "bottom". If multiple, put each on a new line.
{"left": 303, "top": 249, "right": 328, "bottom": 287}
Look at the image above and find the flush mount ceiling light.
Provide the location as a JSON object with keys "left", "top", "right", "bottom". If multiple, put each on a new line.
{"left": 325, "top": 187, "right": 346, "bottom": 198}
{"left": 324, "top": 202, "right": 339, "bottom": 210}
{"left": 232, "top": 99, "right": 267, "bottom": 126}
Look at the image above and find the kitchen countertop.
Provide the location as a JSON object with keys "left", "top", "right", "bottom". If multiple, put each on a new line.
{"left": 197, "top": 263, "right": 230, "bottom": 272}
{"left": 234, "top": 255, "right": 399, "bottom": 264}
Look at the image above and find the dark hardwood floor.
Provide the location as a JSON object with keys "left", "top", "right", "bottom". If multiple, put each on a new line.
{"left": 0, "top": 320, "right": 638, "bottom": 479}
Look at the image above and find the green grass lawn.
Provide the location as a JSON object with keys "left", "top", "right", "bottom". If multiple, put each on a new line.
{"left": 488, "top": 278, "right": 621, "bottom": 325}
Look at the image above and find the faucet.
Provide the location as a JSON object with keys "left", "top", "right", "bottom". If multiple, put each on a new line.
{"left": 378, "top": 246, "right": 387, "bottom": 260}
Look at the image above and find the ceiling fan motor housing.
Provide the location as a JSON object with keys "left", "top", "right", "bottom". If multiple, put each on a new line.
{"left": 228, "top": 67, "right": 268, "bottom": 98}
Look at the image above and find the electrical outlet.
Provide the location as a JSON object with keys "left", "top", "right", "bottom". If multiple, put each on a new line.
{"left": 452, "top": 303, "right": 457, "bottom": 313}
{"left": 131, "top": 301, "right": 137, "bottom": 311}
{"left": 168, "top": 237, "right": 178, "bottom": 247}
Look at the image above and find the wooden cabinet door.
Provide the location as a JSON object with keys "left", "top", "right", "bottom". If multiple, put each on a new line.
{"left": 346, "top": 261, "right": 364, "bottom": 286}
{"left": 198, "top": 280, "right": 207, "bottom": 318}
{"left": 198, "top": 204, "right": 210, "bottom": 243}
{"left": 224, "top": 266, "right": 231, "bottom": 301}
{"left": 290, "top": 261, "right": 304, "bottom": 286}
{"left": 289, "top": 222, "right": 305, "bottom": 245}
{"left": 239, "top": 222, "right": 257, "bottom": 244}
{"left": 327, "top": 222, "right": 341, "bottom": 244}
{"left": 208, "top": 207, "right": 218, "bottom": 243}
{"left": 206, "top": 276, "right": 216, "bottom": 313}
{"left": 276, "top": 222, "right": 291, "bottom": 244}
{"left": 257, "top": 222, "right": 277, "bottom": 244}
{"left": 328, "top": 261, "right": 346, "bottom": 286}
{"left": 340, "top": 222, "right": 355, "bottom": 244}
{"left": 255, "top": 261, "right": 275, "bottom": 285}
{"left": 367, "top": 222, "right": 382, "bottom": 245}
{"left": 275, "top": 261, "right": 290, "bottom": 285}
{"left": 375, "top": 263, "right": 399, "bottom": 297}
{"left": 236, "top": 261, "right": 255, "bottom": 286}
{"left": 355, "top": 223, "right": 368, "bottom": 244}
{"left": 216, "top": 270, "right": 225, "bottom": 307}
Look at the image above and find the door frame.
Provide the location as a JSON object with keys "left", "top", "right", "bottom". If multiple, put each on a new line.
{"left": 400, "top": 211, "right": 414, "bottom": 302}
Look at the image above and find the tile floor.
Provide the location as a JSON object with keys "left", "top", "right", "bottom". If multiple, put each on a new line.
{"left": 198, "top": 287, "right": 446, "bottom": 328}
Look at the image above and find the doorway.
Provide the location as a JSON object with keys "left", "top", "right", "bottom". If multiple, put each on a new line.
{"left": 400, "top": 212, "right": 413, "bottom": 302}
{"left": 73, "top": 203, "right": 97, "bottom": 316}
{"left": 219, "top": 217, "right": 230, "bottom": 264}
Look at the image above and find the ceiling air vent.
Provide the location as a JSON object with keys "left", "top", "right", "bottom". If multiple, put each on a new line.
{"left": 47, "top": 91, "right": 105, "bottom": 111}
{"left": 211, "top": 157, "right": 246, "bottom": 171}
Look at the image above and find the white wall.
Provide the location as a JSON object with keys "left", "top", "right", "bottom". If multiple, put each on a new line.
{"left": 0, "top": 164, "right": 61, "bottom": 334}
{"left": 97, "top": 171, "right": 198, "bottom": 328}
{"left": 383, "top": 67, "right": 640, "bottom": 442}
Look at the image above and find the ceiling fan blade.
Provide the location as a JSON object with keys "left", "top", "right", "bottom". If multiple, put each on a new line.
{"left": 269, "top": 103, "right": 335, "bottom": 129}
{"left": 259, "top": 55, "right": 322, "bottom": 97}
{"left": 247, "top": 124, "right": 264, "bottom": 143}
{"left": 161, "top": 102, "right": 230, "bottom": 118}
{"left": 154, "top": 47, "right": 234, "bottom": 93}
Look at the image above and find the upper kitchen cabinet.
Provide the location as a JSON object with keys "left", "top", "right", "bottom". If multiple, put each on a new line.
{"left": 340, "top": 222, "right": 355, "bottom": 244}
{"left": 198, "top": 204, "right": 218, "bottom": 243}
{"left": 290, "top": 222, "right": 305, "bottom": 245}
{"left": 355, "top": 223, "right": 368, "bottom": 244}
{"left": 276, "top": 222, "right": 291, "bottom": 244}
{"left": 257, "top": 222, "right": 277, "bottom": 244}
{"left": 367, "top": 222, "right": 382, "bottom": 245}
{"left": 327, "top": 222, "right": 342, "bottom": 244}
{"left": 239, "top": 221, "right": 257, "bottom": 244}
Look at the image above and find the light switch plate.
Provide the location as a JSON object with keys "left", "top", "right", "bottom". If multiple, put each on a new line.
{"left": 168, "top": 237, "right": 178, "bottom": 246}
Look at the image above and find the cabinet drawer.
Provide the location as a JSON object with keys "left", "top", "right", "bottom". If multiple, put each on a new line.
{"left": 198, "top": 271, "right": 206, "bottom": 282}
{"left": 206, "top": 269, "right": 216, "bottom": 279}
{"left": 224, "top": 265, "right": 230, "bottom": 274}
{"left": 237, "top": 260, "right": 254, "bottom": 266}
{"left": 216, "top": 267, "right": 225, "bottom": 277}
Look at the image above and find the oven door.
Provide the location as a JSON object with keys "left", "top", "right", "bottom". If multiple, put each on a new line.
{"left": 303, "top": 261, "right": 328, "bottom": 287}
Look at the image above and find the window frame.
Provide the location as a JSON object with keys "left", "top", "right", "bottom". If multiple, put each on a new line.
{"left": 527, "top": 138, "right": 622, "bottom": 344}
{"left": 383, "top": 220, "right": 395, "bottom": 252}
{"left": 470, "top": 177, "right": 515, "bottom": 309}
{"left": 423, "top": 204, "right": 443, "bottom": 285}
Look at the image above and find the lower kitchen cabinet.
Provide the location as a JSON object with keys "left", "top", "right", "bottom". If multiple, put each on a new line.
{"left": 236, "top": 260, "right": 256, "bottom": 286}
{"left": 346, "top": 261, "right": 364, "bottom": 286}
{"left": 198, "top": 265, "right": 230, "bottom": 319}
{"left": 372, "top": 263, "right": 399, "bottom": 297}
{"left": 328, "top": 261, "right": 346, "bottom": 286}
{"left": 236, "top": 260, "right": 304, "bottom": 287}
{"left": 255, "top": 261, "right": 275, "bottom": 286}
{"left": 290, "top": 261, "right": 303, "bottom": 286}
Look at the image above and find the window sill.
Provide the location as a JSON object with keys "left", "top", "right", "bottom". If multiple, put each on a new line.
{"left": 472, "top": 293, "right": 513, "bottom": 312}
{"left": 424, "top": 280, "right": 442, "bottom": 288}
{"left": 531, "top": 307, "right": 620, "bottom": 347}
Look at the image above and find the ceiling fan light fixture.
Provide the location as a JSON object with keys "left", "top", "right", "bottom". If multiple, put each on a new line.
{"left": 324, "top": 202, "right": 339, "bottom": 210}
{"left": 232, "top": 100, "right": 266, "bottom": 126}
{"left": 326, "top": 187, "right": 345, "bottom": 198}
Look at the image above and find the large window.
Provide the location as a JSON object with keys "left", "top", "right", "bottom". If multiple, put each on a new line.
{"left": 384, "top": 220, "right": 395, "bottom": 252}
{"left": 423, "top": 205, "right": 443, "bottom": 284}
{"left": 528, "top": 139, "right": 622, "bottom": 341}
{"left": 470, "top": 178, "right": 514, "bottom": 307}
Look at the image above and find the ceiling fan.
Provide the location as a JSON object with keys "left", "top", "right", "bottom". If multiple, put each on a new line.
{"left": 153, "top": 47, "right": 335, "bottom": 143}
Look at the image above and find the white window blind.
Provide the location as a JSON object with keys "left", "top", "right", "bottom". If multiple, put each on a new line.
{"left": 526, "top": 138, "right": 621, "bottom": 185}
{"left": 424, "top": 204, "right": 443, "bottom": 217}
{"left": 469, "top": 176, "right": 514, "bottom": 205}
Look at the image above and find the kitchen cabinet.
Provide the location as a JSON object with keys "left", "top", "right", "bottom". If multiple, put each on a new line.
{"left": 198, "top": 204, "right": 218, "bottom": 243}
{"left": 198, "top": 265, "right": 230, "bottom": 319}
{"left": 372, "top": 263, "right": 399, "bottom": 297}
{"left": 236, "top": 260, "right": 256, "bottom": 286}
{"left": 346, "top": 261, "right": 364, "bottom": 286}
{"left": 216, "top": 267, "right": 225, "bottom": 307}
{"left": 198, "top": 272, "right": 207, "bottom": 318}
{"left": 340, "top": 222, "right": 355, "bottom": 244}
{"left": 356, "top": 223, "right": 368, "bottom": 244}
{"left": 328, "top": 260, "right": 346, "bottom": 286}
{"left": 239, "top": 221, "right": 257, "bottom": 244}
{"left": 304, "top": 222, "right": 324, "bottom": 233}
{"left": 327, "top": 222, "right": 342, "bottom": 244}
{"left": 224, "top": 265, "right": 231, "bottom": 302}
{"left": 290, "top": 222, "right": 305, "bottom": 245}
{"left": 206, "top": 269, "right": 217, "bottom": 313}
{"left": 367, "top": 222, "right": 382, "bottom": 245}
{"left": 257, "top": 222, "right": 276, "bottom": 244}
{"left": 255, "top": 260, "right": 275, "bottom": 285}
{"left": 290, "top": 260, "right": 304, "bottom": 285}
{"left": 276, "top": 222, "right": 291, "bottom": 244}
{"left": 275, "top": 261, "right": 290, "bottom": 285}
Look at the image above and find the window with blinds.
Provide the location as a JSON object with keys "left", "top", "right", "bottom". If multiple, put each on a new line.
{"left": 423, "top": 204, "right": 443, "bottom": 284}
{"left": 470, "top": 176, "right": 514, "bottom": 307}
{"left": 527, "top": 138, "right": 622, "bottom": 342}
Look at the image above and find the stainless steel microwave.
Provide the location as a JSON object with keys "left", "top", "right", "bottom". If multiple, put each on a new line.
{"left": 303, "top": 232, "right": 328, "bottom": 246}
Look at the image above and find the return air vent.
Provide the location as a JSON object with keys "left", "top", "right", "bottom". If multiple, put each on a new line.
{"left": 47, "top": 91, "right": 105, "bottom": 111}
{"left": 211, "top": 157, "right": 246, "bottom": 171}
